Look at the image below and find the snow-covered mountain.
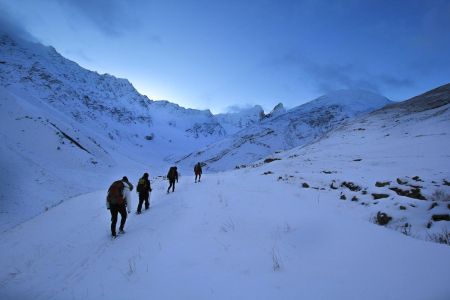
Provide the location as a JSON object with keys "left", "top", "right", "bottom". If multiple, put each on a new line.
{"left": 0, "top": 33, "right": 236, "bottom": 229}
{"left": 0, "top": 84, "right": 449, "bottom": 300}
{"left": 214, "top": 105, "right": 265, "bottom": 134}
{"left": 0, "top": 34, "right": 228, "bottom": 156}
{"left": 177, "top": 89, "right": 392, "bottom": 171}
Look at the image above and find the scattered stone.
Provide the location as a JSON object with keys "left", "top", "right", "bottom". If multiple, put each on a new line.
{"left": 351, "top": 196, "right": 358, "bottom": 202}
{"left": 361, "top": 190, "right": 368, "bottom": 195}
{"left": 262, "top": 171, "right": 273, "bottom": 175}
{"left": 399, "top": 205, "right": 407, "bottom": 210}
{"left": 341, "top": 181, "right": 361, "bottom": 192}
{"left": 340, "top": 194, "right": 347, "bottom": 200}
{"left": 376, "top": 211, "right": 392, "bottom": 225}
{"left": 444, "top": 179, "right": 450, "bottom": 186}
{"left": 372, "top": 193, "right": 390, "bottom": 200}
{"left": 302, "top": 182, "right": 310, "bottom": 188}
{"left": 432, "top": 214, "right": 450, "bottom": 222}
{"left": 330, "top": 181, "right": 338, "bottom": 190}
{"left": 410, "top": 203, "right": 416, "bottom": 208}
{"left": 412, "top": 176, "right": 423, "bottom": 182}
{"left": 264, "top": 158, "right": 281, "bottom": 164}
{"left": 427, "top": 221, "right": 433, "bottom": 229}
{"left": 389, "top": 187, "right": 426, "bottom": 200}
{"left": 375, "top": 181, "right": 390, "bottom": 187}
{"left": 322, "top": 170, "right": 333, "bottom": 174}
{"left": 353, "top": 159, "right": 362, "bottom": 162}
{"left": 277, "top": 176, "right": 283, "bottom": 181}
{"left": 428, "top": 202, "right": 439, "bottom": 210}
{"left": 408, "top": 184, "right": 423, "bottom": 189}
{"left": 396, "top": 178, "right": 407, "bottom": 185}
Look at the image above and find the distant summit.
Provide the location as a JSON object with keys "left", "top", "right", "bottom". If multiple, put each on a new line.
{"left": 265, "top": 102, "right": 286, "bottom": 119}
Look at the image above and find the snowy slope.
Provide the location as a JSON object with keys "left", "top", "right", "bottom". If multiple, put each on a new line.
{"left": 0, "top": 166, "right": 449, "bottom": 299}
{"left": 242, "top": 83, "right": 450, "bottom": 242}
{"left": 0, "top": 33, "right": 230, "bottom": 230}
{"left": 0, "top": 33, "right": 227, "bottom": 159}
{"left": 178, "top": 89, "right": 392, "bottom": 171}
{"left": 1, "top": 66, "right": 449, "bottom": 299}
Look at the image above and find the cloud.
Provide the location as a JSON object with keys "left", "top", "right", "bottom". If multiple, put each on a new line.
{"left": 57, "top": 0, "right": 140, "bottom": 37}
{"left": 0, "top": 6, "right": 36, "bottom": 41}
{"left": 225, "top": 104, "right": 259, "bottom": 114}
{"left": 267, "top": 52, "right": 414, "bottom": 93}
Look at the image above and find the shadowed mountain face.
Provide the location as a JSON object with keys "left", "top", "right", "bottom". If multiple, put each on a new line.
{"left": 379, "top": 83, "right": 450, "bottom": 113}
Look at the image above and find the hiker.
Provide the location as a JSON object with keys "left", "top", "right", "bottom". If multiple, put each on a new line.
{"left": 167, "top": 166, "right": 178, "bottom": 193}
{"left": 106, "top": 176, "right": 133, "bottom": 238}
{"left": 136, "top": 172, "right": 152, "bottom": 214}
{"left": 194, "top": 162, "right": 202, "bottom": 183}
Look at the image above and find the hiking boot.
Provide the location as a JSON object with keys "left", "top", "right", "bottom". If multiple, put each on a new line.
{"left": 136, "top": 211, "right": 141, "bottom": 215}
{"left": 119, "top": 229, "right": 125, "bottom": 234}
{"left": 112, "top": 233, "right": 117, "bottom": 239}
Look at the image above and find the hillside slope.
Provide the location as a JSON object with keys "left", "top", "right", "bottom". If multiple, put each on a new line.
{"left": 244, "top": 83, "right": 450, "bottom": 241}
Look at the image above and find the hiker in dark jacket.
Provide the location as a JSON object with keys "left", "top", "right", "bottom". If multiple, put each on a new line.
{"left": 136, "top": 172, "right": 152, "bottom": 214}
{"left": 194, "top": 162, "right": 202, "bottom": 183}
{"left": 106, "top": 176, "right": 133, "bottom": 238}
{"left": 167, "top": 166, "right": 178, "bottom": 193}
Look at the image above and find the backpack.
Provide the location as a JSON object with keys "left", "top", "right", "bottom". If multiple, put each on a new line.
{"left": 137, "top": 178, "right": 147, "bottom": 193}
{"left": 107, "top": 180, "right": 125, "bottom": 205}
{"left": 167, "top": 167, "right": 175, "bottom": 180}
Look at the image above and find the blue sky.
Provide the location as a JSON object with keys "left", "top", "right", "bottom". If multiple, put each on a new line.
{"left": 1, "top": 0, "right": 449, "bottom": 113}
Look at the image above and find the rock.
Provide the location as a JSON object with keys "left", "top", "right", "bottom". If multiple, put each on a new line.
{"left": 448, "top": 204, "right": 450, "bottom": 210}
{"left": 264, "top": 158, "right": 281, "bottom": 164}
{"left": 432, "top": 214, "right": 450, "bottom": 222}
{"left": 443, "top": 179, "right": 450, "bottom": 186}
{"left": 375, "top": 181, "right": 390, "bottom": 187}
{"left": 428, "top": 202, "right": 438, "bottom": 210}
{"left": 399, "top": 205, "right": 407, "bottom": 210}
{"left": 302, "top": 182, "right": 309, "bottom": 188}
{"left": 412, "top": 176, "right": 423, "bottom": 182}
{"left": 376, "top": 212, "right": 392, "bottom": 225}
{"left": 341, "top": 181, "right": 361, "bottom": 192}
{"left": 340, "top": 194, "right": 347, "bottom": 200}
{"left": 397, "top": 178, "right": 407, "bottom": 185}
{"left": 353, "top": 159, "right": 362, "bottom": 162}
{"left": 372, "top": 193, "right": 389, "bottom": 200}
{"left": 351, "top": 196, "right": 358, "bottom": 202}
{"left": 389, "top": 187, "right": 426, "bottom": 200}
{"left": 427, "top": 221, "right": 433, "bottom": 228}
{"left": 263, "top": 171, "right": 273, "bottom": 175}
{"left": 330, "top": 181, "right": 338, "bottom": 190}
{"left": 361, "top": 190, "right": 368, "bottom": 195}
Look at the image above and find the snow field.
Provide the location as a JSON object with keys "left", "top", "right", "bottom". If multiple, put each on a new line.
{"left": 1, "top": 172, "right": 449, "bottom": 300}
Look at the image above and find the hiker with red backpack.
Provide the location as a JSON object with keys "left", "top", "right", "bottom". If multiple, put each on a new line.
{"left": 106, "top": 176, "right": 134, "bottom": 238}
